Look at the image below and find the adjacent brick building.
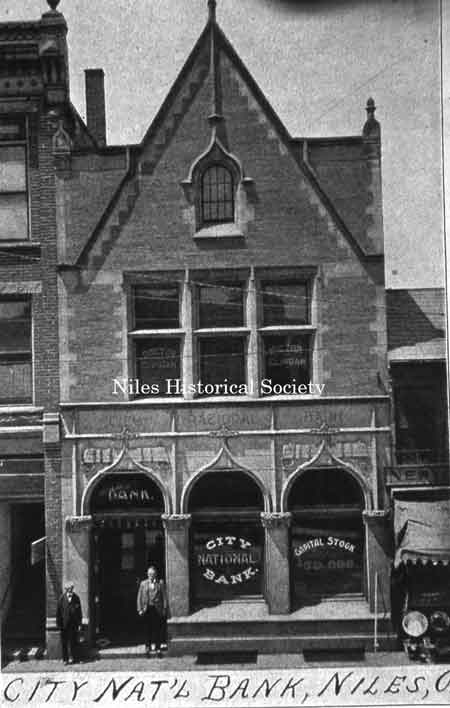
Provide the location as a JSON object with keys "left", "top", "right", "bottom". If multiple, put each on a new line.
{"left": 0, "top": 1, "right": 69, "bottom": 646}
{"left": 0, "top": 0, "right": 103, "bottom": 655}
{"left": 1, "top": 0, "right": 447, "bottom": 659}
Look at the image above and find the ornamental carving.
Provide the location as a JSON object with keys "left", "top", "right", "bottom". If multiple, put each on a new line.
{"left": 362, "top": 510, "right": 390, "bottom": 526}
{"left": 65, "top": 515, "right": 93, "bottom": 533}
{"left": 260, "top": 512, "right": 292, "bottom": 529}
{"left": 162, "top": 514, "right": 192, "bottom": 531}
{"left": 53, "top": 119, "right": 72, "bottom": 153}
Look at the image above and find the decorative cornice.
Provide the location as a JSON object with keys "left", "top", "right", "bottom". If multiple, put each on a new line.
{"left": 208, "top": 423, "right": 239, "bottom": 440}
{"left": 65, "top": 515, "right": 93, "bottom": 533}
{"left": 261, "top": 512, "right": 292, "bottom": 529}
{"left": 162, "top": 513, "right": 192, "bottom": 530}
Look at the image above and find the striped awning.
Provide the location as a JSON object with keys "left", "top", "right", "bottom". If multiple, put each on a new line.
{"left": 394, "top": 498, "right": 450, "bottom": 567}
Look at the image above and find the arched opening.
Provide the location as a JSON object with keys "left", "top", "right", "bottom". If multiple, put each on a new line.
{"left": 200, "top": 164, "right": 235, "bottom": 225}
{"left": 89, "top": 473, "right": 165, "bottom": 642}
{"left": 287, "top": 467, "right": 365, "bottom": 608}
{"left": 187, "top": 470, "right": 265, "bottom": 607}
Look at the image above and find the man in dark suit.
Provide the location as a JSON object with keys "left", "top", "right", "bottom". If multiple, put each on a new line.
{"left": 57, "top": 582, "right": 82, "bottom": 664}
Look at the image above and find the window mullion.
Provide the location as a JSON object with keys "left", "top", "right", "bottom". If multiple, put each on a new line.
{"left": 247, "top": 269, "right": 259, "bottom": 398}
{"left": 182, "top": 271, "right": 194, "bottom": 399}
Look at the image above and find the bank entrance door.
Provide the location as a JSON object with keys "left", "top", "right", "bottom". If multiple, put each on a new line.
{"left": 288, "top": 468, "right": 365, "bottom": 609}
{"left": 89, "top": 474, "right": 164, "bottom": 643}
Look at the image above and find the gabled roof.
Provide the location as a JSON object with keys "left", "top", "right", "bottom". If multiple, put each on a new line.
{"left": 387, "top": 288, "right": 447, "bottom": 362}
{"left": 67, "top": 13, "right": 383, "bottom": 268}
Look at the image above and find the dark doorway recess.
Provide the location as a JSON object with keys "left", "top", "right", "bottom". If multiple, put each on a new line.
{"left": 89, "top": 473, "right": 165, "bottom": 643}
{"left": 4, "top": 503, "right": 45, "bottom": 640}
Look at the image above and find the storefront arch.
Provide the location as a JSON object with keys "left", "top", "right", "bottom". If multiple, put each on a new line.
{"left": 81, "top": 456, "right": 171, "bottom": 516}
{"left": 281, "top": 456, "right": 371, "bottom": 513}
{"left": 181, "top": 444, "right": 271, "bottom": 514}
{"left": 286, "top": 466, "right": 367, "bottom": 607}
{"left": 186, "top": 469, "right": 267, "bottom": 606}
{"left": 84, "top": 464, "right": 169, "bottom": 643}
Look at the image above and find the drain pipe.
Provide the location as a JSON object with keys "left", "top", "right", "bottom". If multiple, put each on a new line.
{"left": 373, "top": 571, "right": 379, "bottom": 652}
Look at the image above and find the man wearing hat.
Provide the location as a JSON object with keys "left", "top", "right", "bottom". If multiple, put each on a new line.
{"left": 56, "top": 582, "right": 83, "bottom": 664}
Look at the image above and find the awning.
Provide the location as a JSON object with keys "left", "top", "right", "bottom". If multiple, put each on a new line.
{"left": 394, "top": 498, "right": 450, "bottom": 567}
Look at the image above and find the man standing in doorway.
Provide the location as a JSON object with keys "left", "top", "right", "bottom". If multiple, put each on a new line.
{"left": 57, "top": 582, "right": 82, "bottom": 664}
{"left": 137, "top": 566, "right": 167, "bottom": 657}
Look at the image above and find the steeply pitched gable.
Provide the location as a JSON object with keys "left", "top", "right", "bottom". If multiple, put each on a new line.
{"left": 63, "top": 10, "right": 383, "bottom": 274}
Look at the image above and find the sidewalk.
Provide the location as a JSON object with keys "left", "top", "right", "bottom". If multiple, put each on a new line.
{"left": 2, "top": 651, "right": 419, "bottom": 673}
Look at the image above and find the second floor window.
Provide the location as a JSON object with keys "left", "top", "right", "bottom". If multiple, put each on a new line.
{"left": 196, "top": 282, "right": 247, "bottom": 392}
{"left": 132, "top": 284, "right": 182, "bottom": 396}
{"left": 392, "top": 362, "right": 448, "bottom": 464}
{"left": 129, "top": 272, "right": 315, "bottom": 398}
{"left": 0, "top": 117, "right": 28, "bottom": 241}
{"left": 260, "top": 282, "right": 312, "bottom": 389}
{"left": 0, "top": 297, "right": 32, "bottom": 404}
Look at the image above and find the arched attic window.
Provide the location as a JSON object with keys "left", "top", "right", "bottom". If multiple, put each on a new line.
{"left": 200, "top": 163, "right": 234, "bottom": 225}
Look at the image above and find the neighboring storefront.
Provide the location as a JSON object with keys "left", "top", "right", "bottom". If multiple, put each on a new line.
{"left": 387, "top": 289, "right": 450, "bottom": 641}
{"left": 0, "top": 426, "right": 46, "bottom": 644}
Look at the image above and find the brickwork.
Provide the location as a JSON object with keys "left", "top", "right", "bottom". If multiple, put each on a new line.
{"left": 0, "top": 7, "right": 67, "bottom": 653}
{"left": 61, "top": 39, "right": 386, "bottom": 402}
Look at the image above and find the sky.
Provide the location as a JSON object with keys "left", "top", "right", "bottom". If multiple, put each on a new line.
{"left": 2, "top": 0, "right": 446, "bottom": 289}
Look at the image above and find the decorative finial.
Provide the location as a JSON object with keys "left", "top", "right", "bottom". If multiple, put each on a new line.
{"left": 363, "top": 96, "right": 380, "bottom": 138}
{"left": 366, "top": 97, "right": 376, "bottom": 119}
{"left": 208, "top": 0, "right": 217, "bottom": 22}
{"left": 47, "top": 0, "right": 61, "bottom": 10}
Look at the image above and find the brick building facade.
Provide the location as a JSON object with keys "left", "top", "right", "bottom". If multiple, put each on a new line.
{"left": 53, "top": 0, "right": 393, "bottom": 655}
{"left": 0, "top": 4, "right": 69, "bottom": 648}
{"left": 1, "top": 0, "right": 447, "bottom": 659}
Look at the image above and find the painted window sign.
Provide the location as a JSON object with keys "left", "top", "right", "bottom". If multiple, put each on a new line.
{"left": 192, "top": 526, "right": 263, "bottom": 601}
{"left": 198, "top": 535, "right": 261, "bottom": 584}
{"left": 90, "top": 474, "right": 164, "bottom": 513}
{"left": 291, "top": 527, "right": 363, "bottom": 601}
{"left": 263, "top": 334, "right": 310, "bottom": 388}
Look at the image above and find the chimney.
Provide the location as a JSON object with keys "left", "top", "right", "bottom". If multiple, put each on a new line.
{"left": 85, "top": 68, "right": 106, "bottom": 147}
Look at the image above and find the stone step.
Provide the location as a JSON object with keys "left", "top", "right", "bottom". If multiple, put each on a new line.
{"left": 169, "top": 616, "right": 392, "bottom": 639}
{"left": 97, "top": 643, "right": 168, "bottom": 660}
{"left": 167, "top": 599, "right": 395, "bottom": 655}
{"left": 168, "top": 632, "right": 394, "bottom": 657}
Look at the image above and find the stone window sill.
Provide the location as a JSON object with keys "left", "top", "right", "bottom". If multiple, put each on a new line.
{"left": 194, "top": 223, "right": 244, "bottom": 239}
